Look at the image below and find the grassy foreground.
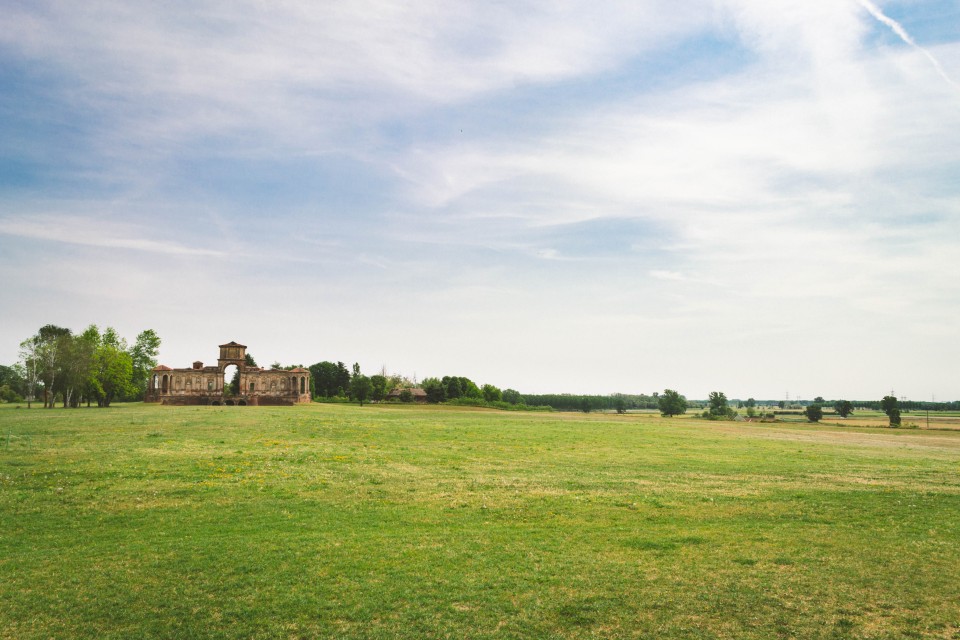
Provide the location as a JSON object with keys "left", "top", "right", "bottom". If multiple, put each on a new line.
{"left": 1, "top": 403, "right": 959, "bottom": 639}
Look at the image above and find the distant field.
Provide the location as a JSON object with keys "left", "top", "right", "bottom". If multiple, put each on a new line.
{"left": 2, "top": 403, "right": 959, "bottom": 639}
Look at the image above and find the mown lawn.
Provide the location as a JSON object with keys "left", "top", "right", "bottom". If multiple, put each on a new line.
{"left": 1, "top": 403, "right": 959, "bottom": 639}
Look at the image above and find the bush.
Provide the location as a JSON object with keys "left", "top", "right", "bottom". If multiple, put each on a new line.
{"left": 0, "top": 385, "right": 23, "bottom": 404}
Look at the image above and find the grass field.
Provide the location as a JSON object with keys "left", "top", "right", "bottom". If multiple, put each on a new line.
{"left": 2, "top": 403, "right": 959, "bottom": 639}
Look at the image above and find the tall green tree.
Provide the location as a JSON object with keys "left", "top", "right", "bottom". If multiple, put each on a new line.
{"left": 369, "top": 375, "right": 388, "bottom": 402}
{"left": 17, "top": 338, "right": 40, "bottom": 408}
{"left": 336, "top": 362, "right": 351, "bottom": 396}
{"left": 308, "top": 361, "right": 339, "bottom": 397}
{"left": 129, "top": 329, "right": 161, "bottom": 399}
{"left": 34, "top": 325, "right": 72, "bottom": 408}
{"left": 658, "top": 389, "right": 688, "bottom": 417}
{"left": 350, "top": 373, "right": 372, "bottom": 406}
{"left": 62, "top": 326, "right": 99, "bottom": 407}
{"left": 442, "top": 376, "right": 462, "bottom": 400}
{"left": 708, "top": 391, "right": 729, "bottom": 418}
{"left": 460, "top": 377, "right": 482, "bottom": 399}
{"left": 91, "top": 328, "right": 133, "bottom": 407}
{"left": 482, "top": 384, "right": 502, "bottom": 403}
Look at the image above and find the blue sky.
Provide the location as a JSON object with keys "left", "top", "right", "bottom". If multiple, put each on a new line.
{"left": 2, "top": 0, "right": 958, "bottom": 400}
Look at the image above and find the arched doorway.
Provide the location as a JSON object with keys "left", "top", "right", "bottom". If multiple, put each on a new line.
{"left": 222, "top": 364, "right": 239, "bottom": 397}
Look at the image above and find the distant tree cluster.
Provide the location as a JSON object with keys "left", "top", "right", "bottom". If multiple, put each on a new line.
{"left": 702, "top": 391, "right": 736, "bottom": 420}
{"left": 308, "top": 361, "right": 411, "bottom": 405}
{"left": 518, "top": 393, "right": 661, "bottom": 413}
{"left": 14, "top": 325, "right": 160, "bottom": 408}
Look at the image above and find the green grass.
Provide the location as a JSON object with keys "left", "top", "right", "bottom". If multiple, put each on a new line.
{"left": 2, "top": 403, "right": 959, "bottom": 639}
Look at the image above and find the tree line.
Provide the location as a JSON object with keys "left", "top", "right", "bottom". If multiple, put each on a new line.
{"left": 9, "top": 325, "right": 160, "bottom": 407}
{"left": 306, "top": 361, "right": 692, "bottom": 414}
{"left": 6, "top": 333, "right": 956, "bottom": 419}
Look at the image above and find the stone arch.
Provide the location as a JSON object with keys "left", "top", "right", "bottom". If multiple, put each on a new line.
{"left": 300, "top": 376, "right": 306, "bottom": 395}
{"left": 161, "top": 375, "right": 169, "bottom": 393}
{"left": 222, "top": 363, "right": 239, "bottom": 396}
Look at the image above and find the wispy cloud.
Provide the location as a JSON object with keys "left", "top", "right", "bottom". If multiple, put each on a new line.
{"left": 858, "top": 0, "right": 959, "bottom": 89}
{"left": 0, "top": 214, "right": 227, "bottom": 258}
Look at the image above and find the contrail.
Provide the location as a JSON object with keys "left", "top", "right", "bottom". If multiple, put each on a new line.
{"left": 859, "top": 0, "right": 958, "bottom": 89}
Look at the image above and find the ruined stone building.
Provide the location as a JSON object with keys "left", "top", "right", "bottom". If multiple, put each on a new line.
{"left": 145, "top": 341, "right": 311, "bottom": 406}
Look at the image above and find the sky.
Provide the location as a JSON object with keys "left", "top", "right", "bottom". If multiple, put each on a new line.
{"left": 1, "top": 0, "right": 958, "bottom": 401}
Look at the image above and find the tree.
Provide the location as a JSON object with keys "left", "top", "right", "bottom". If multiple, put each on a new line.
{"left": 0, "top": 384, "right": 22, "bottom": 403}
{"left": 708, "top": 391, "right": 729, "bottom": 418}
{"left": 62, "top": 325, "right": 100, "bottom": 407}
{"left": 309, "top": 361, "right": 339, "bottom": 397}
{"left": 880, "top": 395, "right": 898, "bottom": 415}
{"left": 744, "top": 398, "right": 757, "bottom": 408}
{"left": 613, "top": 394, "right": 627, "bottom": 414}
{"left": 18, "top": 337, "right": 41, "bottom": 408}
{"left": 421, "top": 377, "right": 445, "bottom": 404}
{"left": 461, "top": 378, "right": 482, "bottom": 399}
{"left": 482, "top": 384, "right": 502, "bottom": 403}
{"left": 804, "top": 404, "right": 823, "bottom": 422}
{"left": 813, "top": 396, "right": 825, "bottom": 404}
{"left": 442, "top": 376, "right": 462, "bottom": 399}
{"left": 399, "top": 389, "right": 413, "bottom": 403}
{"left": 350, "top": 373, "right": 372, "bottom": 406}
{"left": 658, "top": 389, "right": 688, "bottom": 417}
{"left": 129, "top": 329, "right": 161, "bottom": 399}
{"left": 881, "top": 395, "right": 901, "bottom": 427}
{"left": 370, "top": 375, "right": 388, "bottom": 402}
{"left": 0, "top": 365, "right": 25, "bottom": 402}
{"left": 33, "top": 325, "right": 72, "bottom": 408}
{"left": 91, "top": 329, "right": 134, "bottom": 407}
{"left": 502, "top": 389, "right": 522, "bottom": 405}
{"left": 335, "top": 362, "right": 351, "bottom": 396}
{"left": 834, "top": 400, "right": 854, "bottom": 419}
